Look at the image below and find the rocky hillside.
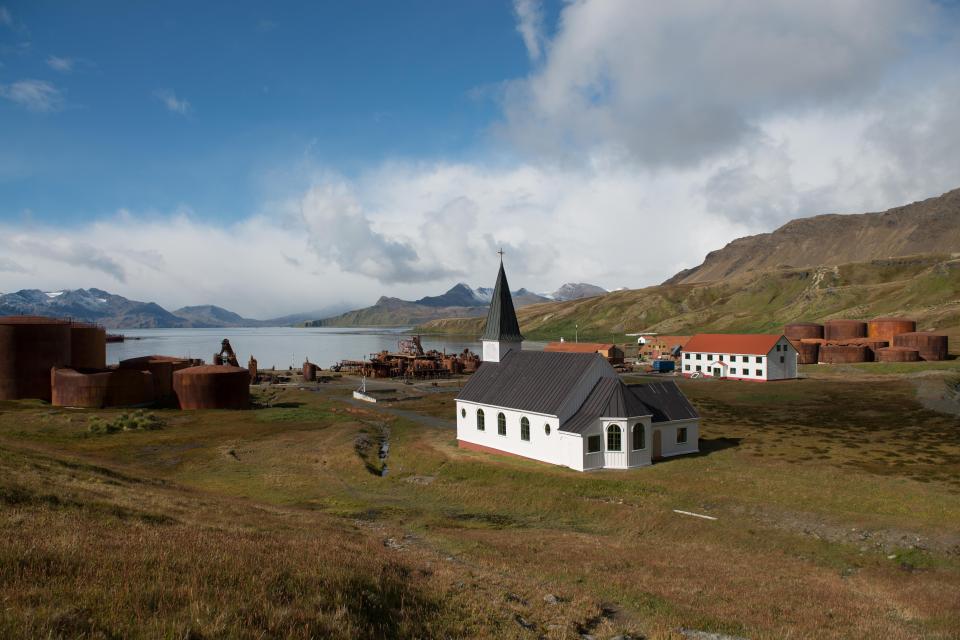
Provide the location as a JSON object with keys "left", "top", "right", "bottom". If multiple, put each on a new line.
{"left": 668, "top": 188, "right": 960, "bottom": 285}
{"left": 419, "top": 254, "right": 960, "bottom": 348}
{"left": 549, "top": 282, "right": 608, "bottom": 301}
{"left": 0, "top": 288, "right": 191, "bottom": 328}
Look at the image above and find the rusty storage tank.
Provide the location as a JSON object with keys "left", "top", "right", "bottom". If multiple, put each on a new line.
{"left": 799, "top": 338, "right": 826, "bottom": 346}
{"left": 303, "top": 361, "right": 317, "bottom": 382}
{"left": 867, "top": 317, "right": 916, "bottom": 343}
{"left": 819, "top": 344, "right": 869, "bottom": 364}
{"left": 892, "top": 332, "right": 949, "bottom": 361}
{"left": 51, "top": 367, "right": 155, "bottom": 408}
{"left": 0, "top": 316, "right": 72, "bottom": 401}
{"left": 836, "top": 338, "right": 889, "bottom": 360}
{"left": 173, "top": 365, "right": 250, "bottom": 409}
{"left": 792, "top": 341, "right": 820, "bottom": 365}
{"left": 119, "top": 355, "right": 192, "bottom": 401}
{"left": 248, "top": 356, "right": 258, "bottom": 382}
{"left": 69, "top": 323, "right": 106, "bottom": 369}
{"left": 823, "top": 319, "right": 868, "bottom": 341}
{"left": 875, "top": 347, "right": 921, "bottom": 363}
{"left": 784, "top": 322, "right": 824, "bottom": 341}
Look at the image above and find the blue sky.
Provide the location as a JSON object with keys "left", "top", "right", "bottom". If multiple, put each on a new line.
{"left": 1, "top": 1, "right": 959, "bottom": 317}
{"left": 1, "top": 1, "right": 542, "bottom": 224}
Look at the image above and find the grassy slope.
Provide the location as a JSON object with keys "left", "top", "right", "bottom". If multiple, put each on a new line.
{"left": 2, "top": 368, "right": 960, "bottom": 639}
{"left": 418, "top": 254, "right": 960, "bottom": 346}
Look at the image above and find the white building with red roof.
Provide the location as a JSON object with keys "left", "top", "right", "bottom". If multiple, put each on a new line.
{"left": 681, "top": 334, "right": 798, "bottom": 381}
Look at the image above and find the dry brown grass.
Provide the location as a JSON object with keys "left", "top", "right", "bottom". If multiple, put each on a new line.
{"left": 1, "top": 371, "right": 959, "bottom": 639}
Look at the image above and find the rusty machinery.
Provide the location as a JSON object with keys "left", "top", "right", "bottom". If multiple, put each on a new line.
{"left": 212, "top": 338, "right": 240, "bottom": 367}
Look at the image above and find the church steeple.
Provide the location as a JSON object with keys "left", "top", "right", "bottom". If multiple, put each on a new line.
{"left": 481, "top": 253, "right": 523, "bottom": 362}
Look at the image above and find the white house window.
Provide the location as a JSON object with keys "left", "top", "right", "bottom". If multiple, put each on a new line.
{"left": 677, "top": 427, "right": 688, "bottom": 443}
{"left": 607, "top": 424, "right": 622, "bottom": 451}
{"left": 696, "top": 354, "right": 701, "bottom": 360}
{"left": 587, "top": 435, "right": 602, "bottom": 453}
{"left": 476, "top": 409, "right": 485, "bottom": 431}
{"left": 685, "top": 364, "right": 690, "bottom": 371}
{"left": 730, "top": 367, "right": 737, "bottom": 374}
{"left": 497, "top": 412, "right": 506, "bottom": 436}
{"left": 730, "top": 355, "right": 736, "bottom": 362}
{"left": 780, "top": 356, "right": 785, "bottom": 363}
{"left": 756, "top": 356, "right": 762, "bottom": 363}
{"left": 461, "top": 408, "right": 466, "bottom": 418}
{"left": 755, "top": 369, "right": 762, "bottom": 376}
{"left": 632, "top": 424, "right": 645, "bottom": 450}
{"left": 685, "top": 353, "right": 690, "bottom": 359}
{"left": 544, "top": 424, "right": 551, "bottom": 436}
{"left": 520, "top": 417, "right": 530, "bottom": 441}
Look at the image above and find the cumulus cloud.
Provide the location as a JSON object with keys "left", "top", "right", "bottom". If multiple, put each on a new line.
{"left": 499, "top": 0, "right": 939, "bottom": 167}
{"left": 46, "top": 55, "right": 73, "bottom": 72}
{"left": 3, "top": 235, "right": 126, "bottom": 282}
{"left": 0, "top": 79, "right": 63, "bottom": 112}
{"left": 154, "top": 89, "right": 191, "bottom": 115}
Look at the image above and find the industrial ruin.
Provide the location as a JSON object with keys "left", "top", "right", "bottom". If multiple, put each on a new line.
{"left": 0, "top": 316, "right": 250, "bottom": 410}
{"left": 784, "top": 317, "right": 949, "bottom": 364}
{"left": 334, "top": 335, "right": 480, "bottom": 379}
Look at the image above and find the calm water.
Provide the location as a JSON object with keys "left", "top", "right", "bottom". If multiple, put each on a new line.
{"left": 105, "top": 327, "right": 495, "bottom": 369}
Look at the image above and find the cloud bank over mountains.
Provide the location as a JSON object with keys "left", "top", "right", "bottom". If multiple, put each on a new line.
{"left": 2, "top": 0, "right": 959, "bottom": 317}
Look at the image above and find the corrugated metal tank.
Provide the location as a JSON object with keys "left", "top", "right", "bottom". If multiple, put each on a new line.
{"left": 793, "top": 341, "right": 820, "bottom": 365}
{"left": 892, "top": 332, "right": 948, "bottom": 361}
{"left": 69, "top": 323, "right": 106, "bottom": 369}
{"left": 834, "top": 338, "right": 889, "bottom": 361}
{"left": 823, "top": 320, "right": 868, "bottom": 341}
{"left": 819, "top": 344, "right": 869, "bottom": 364}
{"left": 784, "top": 322, "right": 824, "bottom": 341}
{"left": 875, "top": 347, "right": 920, "bottom": 362}
{"left": 173, "top": 365, "right": 250, "bottom": 409}
{"left": 0, "top": 316, "right": 72, "bottom": 401}
{"left": 51, "top": 367, "right": 155, "bottom": 408}
{"left": 867, "top": 317, "right": 916, "bottom": 343}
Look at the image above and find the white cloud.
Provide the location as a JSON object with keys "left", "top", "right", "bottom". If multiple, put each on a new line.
{"left": 0, "top": 79, "right": 63, "bottom": 112}
{"left": 153, "top": 89, "right": 191, "bottom": 115}
{"left": 46, "top": 55, "right": 73, "bottom": 72}
{"left": 513, "top": 0, "right": 545, "bottom": 61}
{"left": 499, "top": 0, "right": 940, "bottom": 167}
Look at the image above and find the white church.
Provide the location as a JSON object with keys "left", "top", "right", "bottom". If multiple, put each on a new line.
{"left": 456, "top": 260, "right": 700, "bottom": 472}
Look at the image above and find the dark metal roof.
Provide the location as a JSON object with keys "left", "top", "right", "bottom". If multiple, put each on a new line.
{"left": 456, "top": 350, "right": 602, "bottom": 415}
{"left": 481, "top": 262, "right": 524, "bottom": 342}
{"left": 562, "top": 379, "right": 699, "bottom": 434}
{"left": 628, "top": 382, "right": 700, "bottom": 423}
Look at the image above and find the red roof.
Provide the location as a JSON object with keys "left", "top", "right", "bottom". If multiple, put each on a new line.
{"left": 684, "top": 334, "right": 784, "bottom": 356}
{"left": 544, "top": 342, "right": 616, "bottom": 353}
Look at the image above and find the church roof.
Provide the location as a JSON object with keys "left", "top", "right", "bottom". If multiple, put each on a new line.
{"left": 481, "top": 262, "right": 524, "bottom": 342}
{"left": 562, "top": 379, "right": 698, "bottom": 434}
{"left": 456, "top": 350, "right": 606, "bottom": 416}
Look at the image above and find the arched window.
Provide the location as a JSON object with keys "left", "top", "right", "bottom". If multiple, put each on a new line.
{"left": 476, "top": 409, "right": 485, "bottom": 431}
{"left": 607, "top": 424, "right": 622, "bottom": 451}
{"left": 544, "top": 424, "right": 551, "bottom": 436}
{"left": 632, "top": 424, "right": 645, "bottom": 450}
{"left": 497, "top": 412, "right": 506, "bottom": 436}
{"left": 461, "top": 407, "right": 466, "bottom": 418}
{"left": 520, "top": 417, "right": 530, "bottom": 441}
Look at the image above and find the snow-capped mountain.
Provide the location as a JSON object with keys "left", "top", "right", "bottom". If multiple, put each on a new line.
{"left": 546, "top": 283, "right": 609, "bottom": 301}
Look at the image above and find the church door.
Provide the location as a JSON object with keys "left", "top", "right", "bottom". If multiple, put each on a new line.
{"left": 652, "top": 429, "right": 662, "bottom": 461}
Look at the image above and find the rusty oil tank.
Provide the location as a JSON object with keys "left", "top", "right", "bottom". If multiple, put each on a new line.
{"left": 248, "top": 356, "right": 258, "bottom": 382}
{"left": 823, "top": 319, "right": 868, "bottom": 341}
{"left": 173, "top": 365, "right": 250, "bottom": 409}
{"left": 867, "top": 317, "right": 916, "bottom": 343}
{"left": 892, "top": 332, "right": 949, "bottom": 361}
{"left": 875, "top": 347, "right": 921, "bottom": 363}
{"left": 303, "top": 361, "right": 317, "bottom": 382}
{"left": 119, "top": 355, "right": 193, "bottom": 401}
{"left": 819, "top": 344, "right": 869, "bottom": 364}
{"left": 784, "top": 322, "right": 824, "bottom": 341}
{"left": 0, "top": 316, "right": 72, "bottom": 401}
{"left": 791, "top": 340, "right": 820, "bottom": 365}
{"left": 51, "top": 367, "right": 155, "bottom": 408}
{"left": 835, "top": 338, "right": 889, "bottom": 361}
{"left": 69, "top": 323, "right": 106, "bottom": 369}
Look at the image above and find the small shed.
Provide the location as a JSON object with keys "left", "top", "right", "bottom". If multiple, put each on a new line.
{"left": 544, "top": 342, "right": 625, "bottom": 365}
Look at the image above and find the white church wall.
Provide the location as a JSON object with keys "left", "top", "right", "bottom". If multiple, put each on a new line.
{"left": 482, "top": 340, "right": 521, "bottom": 363}
{"left": 456, "top": 400, "right": 566, "bottom": 466}
{"left": 654, "top": 419, "right": 700, "bottom": 458}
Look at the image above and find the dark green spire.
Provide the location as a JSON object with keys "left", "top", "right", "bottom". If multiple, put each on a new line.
{"left": 482, "top": 261, "right": 524, "bottom": 342}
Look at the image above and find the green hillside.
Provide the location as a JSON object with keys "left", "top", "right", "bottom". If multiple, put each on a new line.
{"left": 418, "top": 254, "right": 960, "bottom": 349}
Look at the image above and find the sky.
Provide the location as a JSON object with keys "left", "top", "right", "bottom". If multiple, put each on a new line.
{"left": 1, "top": 0, "right": 959, "bottom": 318}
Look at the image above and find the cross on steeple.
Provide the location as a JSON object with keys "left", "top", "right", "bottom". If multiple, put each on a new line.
{"left": 497, "top": 247, "right": 504, "bottom": 262}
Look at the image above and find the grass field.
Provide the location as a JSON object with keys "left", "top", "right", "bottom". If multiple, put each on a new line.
{"left": 2, "top": 367, "right": 959, "bottom": 639}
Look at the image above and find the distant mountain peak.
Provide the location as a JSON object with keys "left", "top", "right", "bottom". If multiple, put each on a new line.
{"left": 549, "top": 282, "right": 609, "bottom": 301}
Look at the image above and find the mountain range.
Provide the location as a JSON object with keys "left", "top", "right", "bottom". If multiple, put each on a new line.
{"left": 419, "top": 188, "right": 960, "bottom": 348}
{"left": 0, "top": 289, "right": 350, "bottom": 329}
{"left": 305, "top": 282, "right": 609, "bottom": 327}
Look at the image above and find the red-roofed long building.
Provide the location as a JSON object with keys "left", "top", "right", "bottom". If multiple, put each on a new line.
{"left": 681, "top": 334, "right": 798, "bottom": 381}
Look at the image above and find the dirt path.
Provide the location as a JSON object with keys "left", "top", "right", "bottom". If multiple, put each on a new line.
{"left": 339, "top": 396, "right": 455, "bottom": 429}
